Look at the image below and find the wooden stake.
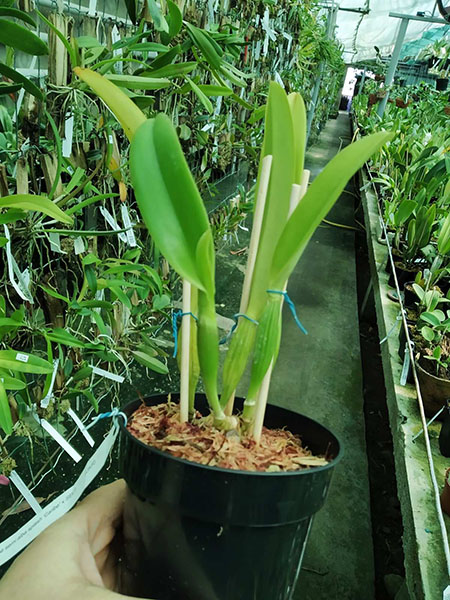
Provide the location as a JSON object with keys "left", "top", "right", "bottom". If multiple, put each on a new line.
{"left": 180, "top": 279, "right": 191, "bottom": 424}
{"left": 239, "top": 154, "right": 273, "bottom": 314}
{"left": 252, "top": 169, "right": 311, "bottom": 443}
{"left": 225, "top": 154, "right": 273, "bottom": 416}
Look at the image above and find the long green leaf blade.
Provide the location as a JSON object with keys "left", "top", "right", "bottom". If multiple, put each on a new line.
{"left": 0, "top": 19, "right": 48, "bottom": 55}
{"left": 105, "top": 74, "right": 171, "bottom": 90}
{"left": 270, "top": 131, "right": 394, "bottom": 288}
{"left": 74, "top": 67, "right": 146, "bottom": 141}
{"left": 0, "top": 350, "right": 53, "bottom": 374}
{"left": 0, "top": 380, "right": 12, "bottom": 435}
{"left": 246, "top": 81, "right": 295, "bottom": 317}
{"left": 0, "top": 194, "right": 73, "bottom": 224}
{"left": 130, "top": 116, "right": 213, "bottom": 290}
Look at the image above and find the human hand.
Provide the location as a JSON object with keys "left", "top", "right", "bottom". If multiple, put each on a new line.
{"left": 0, "top": 479, "right": 140, "bottom": 600}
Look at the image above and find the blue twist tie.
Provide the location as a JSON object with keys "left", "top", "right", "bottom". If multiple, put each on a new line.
{"left": 172, "top": 310, "right": 199, "bottom": 357}
{"left": 219, "top": 313, "right": 259, "bottom": 345}
{"left": 86, "top": 407, "right": 128, "bottom": 430}
{"left": 266, "top": 290, "right": 308, "bottom": 335}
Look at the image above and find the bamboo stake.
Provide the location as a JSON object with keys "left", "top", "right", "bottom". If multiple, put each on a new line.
{"left": 180, "top": 279, "right": 191, "bottom": 424}
{"left": 224, "top": 154, "right": 273, "bottom": 416}
{"left": 252, "top": 170, "right": 310, "bottom": 443}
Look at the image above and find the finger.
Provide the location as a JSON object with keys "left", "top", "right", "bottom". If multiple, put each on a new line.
{"left": 74, "top": 479, "right": 126, "bottom": 526}
{"left": 85, "top": 585, "right": 151, "bottom": 600}
{"left": 68, "top": 479, "right": 127, "bottom": 553}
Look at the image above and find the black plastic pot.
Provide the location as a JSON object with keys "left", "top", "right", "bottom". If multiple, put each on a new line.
{"left": 117, "top": 394, "right": 342, "bottom": 600}
{"left": 437, "top": 78, "right": 449, "bottom": 91}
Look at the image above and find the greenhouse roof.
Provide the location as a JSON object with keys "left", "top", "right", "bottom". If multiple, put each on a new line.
{"left": 334, "top": 0, "right": 449, "bottom": 62}
{"left": 400, "top": 24, "right": 450, "bottom": 58}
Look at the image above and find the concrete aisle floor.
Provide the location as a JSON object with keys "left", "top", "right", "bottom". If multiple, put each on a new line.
{"left": 273, "top": 113, "right": 375, "bottom": 599}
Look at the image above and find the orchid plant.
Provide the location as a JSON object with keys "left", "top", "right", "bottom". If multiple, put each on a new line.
{"left": 75, "top": 66, "right": 392, "bottom": 439}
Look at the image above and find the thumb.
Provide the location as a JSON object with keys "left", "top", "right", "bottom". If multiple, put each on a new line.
{"left": 86, "top": 586, "right": 155, "bottom": 600}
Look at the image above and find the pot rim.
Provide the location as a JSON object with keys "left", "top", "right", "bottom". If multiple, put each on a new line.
{"left": 119, "top": 396, "right": 344, "bottom": 478}
{"left": 417, "top": 358, "right": 450, "bottom": 384}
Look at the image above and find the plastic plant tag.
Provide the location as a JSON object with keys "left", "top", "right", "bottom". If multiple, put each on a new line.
{"left": 49, "top": 232, "right": 66, "bottom": 254}
{"left": 3, "top": 225, "right": 34, "bottom": 303}
{"left": 400, "top": 343, "right": 411, "bottom": 386}
{"left": 9, "top": 471, "right": 43, "bottom": 515}
{"left": 91, "top": 365, "right": 125, "bottom": 383}
{"left": 99, "top": 206, "right": 127, "bottom": 242}
{"left": 67, "top": 408, "right": 95, "bottom": 447}
{"left": 88, "top": 0, "right": 97, "bottom": 17}
{"left": 121, "top": 204, "right": 137, "bottom": 247}
{"left": 444, "top": 586, "right": 450, "bottom": 600}
{"left": 16, "top": 353, "right": 29, "bottom": 363}
{"left": 34, "top": 415, "right": 82, "bottom": 463}
{"left": 74, "top": 236, "right": 86, "bottom": 255}
{"left": 111, "top": 26, "right": 123, "bottom": 74}
{"left": 62, "top": 114, "right": 74, "bottom": 158}
{"left": 0, "top": 425, "right": 119, "bottom": 567}
{"left": 40, "top": 359, "right": 59, "bottom": 409}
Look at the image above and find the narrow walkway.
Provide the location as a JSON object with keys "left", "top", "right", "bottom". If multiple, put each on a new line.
{"left": 272, "top": 113, "right": 375, "bottom": 599}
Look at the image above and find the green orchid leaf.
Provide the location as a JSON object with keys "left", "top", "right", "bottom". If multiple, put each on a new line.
{"left": 132, "top": 350, "right": 168, "bottom": 374}
{"left": 144, "top": 62, "right": 197, "bottom": 78}
{"left": 130, "top": 115, "right": 212, "bottom": 291}
{"left": 124, "top": 0, "right": 138, "bottom": 24}
{"left": 45, "top": 328, "right": 88, "bottom": 348}
{"left": 0, "top": 373, "right": 26, "bottom": 391}
{"left": 421, "top": 325, "right": 435, "bottom": 342}
{"left": 288, "top": 93, "right": 307, "bottom": 184}
{"left": 0, "top": 194, "right": 73, "bottom": 224}
{"left": 74, "top": 67, "right": 146, "bottom": 141}
{"left": 0, "top": 380, "right": 12, "bottom": 435}
{"left": 129, "top": 42, "right": 169, "bottom": 53}
{"left": 393, "top": 200, "right": 416, "bottom": 227}
{"left": 0, "top": 7, "right": 35, "bottom": 26}
{"left": 105, "top": 74, "right": 171, "bottom": 90}
{"left": 270, "top": 131, "right": 394, "bottom": 288}
{"left": 0, "top": 19, "right": 48, "bottom": 55}
{"left": 246, "top": 81, "right": 295, "bottom": 317}
{"left": 160, "top": 0, "right": 182, "bottom": 44}
{"left": 0, "top": 83, "right": 21, "bottom": 94}
{"left": 0, "top": 63, "right": 43, "bottom": 99}
{"left": 185, "top": 23, "right": 222, "bottom": 70}
{"left": 438, "top": 213, "right": 450, "bottom": 255}
{"left": 197, "top": 84, "right": 233, "bottom": 97}
{"left": 147, "top": 0, "right": 169, "bottom": 33}
{"left": 186, "top": 76, "right": 213, "bottom": 114}
{"left": 0, "top": 350, "right": 53, "bottom": 374}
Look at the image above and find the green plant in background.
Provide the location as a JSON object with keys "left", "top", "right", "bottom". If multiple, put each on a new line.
{"left": 0, "top": 0, "right": 348, "bottom": 484}
{"left": 77, "top": 65, "right": 392, "bottom": 433}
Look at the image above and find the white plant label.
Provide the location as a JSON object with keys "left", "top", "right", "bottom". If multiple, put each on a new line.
{"left": 121, "top": 204, "right": 137, "bottom": 247}
{"left": 49, "top": 232, "right": 66, "bottom": 254}
{"left": 88, "top": 0, "right": 97, "bottom": 17}
{"left": 62, "top": 114, "right": 74, "bottom": 158}
{"left": 12, "top": 57, "right": 36, "bottom": 123}
{"left": 3, "top": 225, "right": 34, "bottom": 304}
{"left": 41, "top": 359, "right": 59, "bottom": 409}
{"left": 34, "top": 415, "right": 82, "bottom": 463}
{"left": 67, "top": 408, "right": 95, "bottom": 447}
{"left": 400, "top": 344, "right": 411, "bottom": 387}
{"left": 16, "top": 353, "right": 29, "bottom": 363}
{"left": 91, "top": 365, "right": 125, "bottom": 384}
{"left": 0, "top": 426, "right": 119, "bottom": 566}
{"left": 9, "top": 471, "right": 43, "bottom": 516}
{"left": 99, "top": 206, "right": 127, "bottom": 243}
{"left": 111, "top": 26, "right": 123, "bottom": 74}
{"left": 74, "top": 236, "right": 86, "bottom": 255}
{"left": 444, "top": 586, "right": 450, "bottom": 600}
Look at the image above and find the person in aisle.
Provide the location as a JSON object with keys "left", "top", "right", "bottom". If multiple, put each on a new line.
{"left": 0, "top": 480, "right": 137, "bottom": 599}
